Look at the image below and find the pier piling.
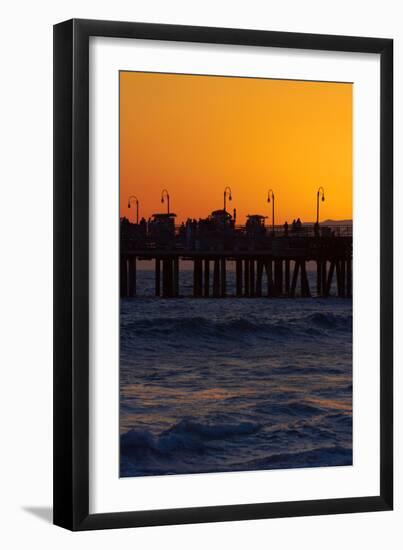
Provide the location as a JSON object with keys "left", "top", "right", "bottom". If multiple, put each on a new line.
{"left": 325, "top": 260, "right": 336, "bottom": 297}
{"left": 244, "top": 260, "right": 250, "bottom": 296}
{"left": 128, "top": 256, "right": 137, "bottom": 297}
{"left": 266, "top": 261, "right": 275, "bottom": 297}
{"left": 274, "top": 259, "right": 283, "bottom": 295}
{"left": 256, "top": 260, "right": 263, "bottom": 297}
{"left": 162, "top": 258, "right": 174, "bottom": 298}
{"left": 213, "top": 259, "right": 220, "bottom": 297}
{"left": 220, "top": 258, "right": 226, "bottom": 297}
{"left": 285, "top": 259, "right": 290, "bottom": 295}
{"left": 316, "top": 260, "right": 322, "bottom": 296}
{"left": 300, "top": 260, "right": 311, "bottom": 297}
{"left": 321, "top": 260, "right": 327, "bottom": 297}
{"left": 236, "top": 260, "right": 243, "bottom": 296}
{"left": 346, "top": 259, "right": 352, "bottom": 298}
{"left": 340, "top": 260, "right": 346, "bottom": 297}
{"left": 120, "top": 257, "right": 128, "bottom": 298}
{"left": 155, "top": 258, "right": 161, "bottom": 297}
{"left": 290, "top": 260, "right": 300, "bottom": 297}
{"left": 204, "top": 259, "right": 210, "bottom": 297}
{"left": 174, "top": 257, "right": 179, "bottom": 297}
{"left": 193, "top": 259, "right": 203, "bottom": 297}
{"left": 249, "top": 260, "right": 255, "bottom": 297}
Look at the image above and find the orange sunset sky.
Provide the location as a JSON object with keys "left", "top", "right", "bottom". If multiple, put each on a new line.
{"left": 120, "top": 71, "right": 352, "bottom": 225}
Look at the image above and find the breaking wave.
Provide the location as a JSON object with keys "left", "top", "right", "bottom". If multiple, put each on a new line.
{"left": 120, "top": 419, "right": 351, "bottom": 477}
{"left": 122, "top": 419, "right": 261, "bottom": 456}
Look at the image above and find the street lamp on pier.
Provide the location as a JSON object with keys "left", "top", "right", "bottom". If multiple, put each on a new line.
{"left": 223, "top": 186, "right": 232, "bottom": 212}
{"left": 127, "top": 195, "right": 139, "bottom": 224}
{"left": 267, "top": 189, "right": 275, "bottom": 233}
{"left": 316, "top": 186, "right": 325, "bottom": 224}
{"left": 161, "top": 189, "right": 170, "bottom": 214}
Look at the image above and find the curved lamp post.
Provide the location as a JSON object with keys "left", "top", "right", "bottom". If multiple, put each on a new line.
{"left": 224, "top": 186, "right": 232, "bottom": 212}
{"left": 316, "top": 186, "right": 325, "bottom": 224}
{"left": 127, "top": 195, "right": 139, "bottom": 224}
{"left": 267, "top": 189, "right": 275, "bottom": 232}
{"left": 161, "top": 189, "right": 170, "bottom": 214}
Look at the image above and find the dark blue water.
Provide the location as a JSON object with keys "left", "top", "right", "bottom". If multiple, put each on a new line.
{"left": 120, "top": 267, "right": 352, "bottom": 477}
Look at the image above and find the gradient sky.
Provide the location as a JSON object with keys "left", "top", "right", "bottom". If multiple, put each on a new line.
{"left": 120, "top": 71, "right": 352, "bottom": 225}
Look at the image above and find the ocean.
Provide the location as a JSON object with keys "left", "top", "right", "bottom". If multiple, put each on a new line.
{"left": 120, "top": 265, "right": 352, "bottom": 477}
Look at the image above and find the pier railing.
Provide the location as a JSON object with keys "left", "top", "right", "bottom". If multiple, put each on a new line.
{"left": 121, "top": 221, "right": 352, "bottom": 253}
{"left": 172, "top": 223, "right": 352, "bottom": 238}
{"left": 231, "top": 224, "right": 352, "bottom": 237}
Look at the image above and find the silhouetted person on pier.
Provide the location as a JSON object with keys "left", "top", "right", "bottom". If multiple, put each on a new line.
{"left": 139, "top": 217, "right": 147, "bottom": 235}
{"left": 296, "top": 218, "right": 302, "bottom": 232}
{"left": 284, "top": 221, "right": 289, "bottom": 236}
{"left": 185, "top": 218, "right": 193, "bottom": 247}
{"left": 291, "top": 219, "right": 296, "bottom": 233}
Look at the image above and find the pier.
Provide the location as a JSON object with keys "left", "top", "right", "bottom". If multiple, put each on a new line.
{"left": 120, "top": 214, "right": 352, "bottom": 299}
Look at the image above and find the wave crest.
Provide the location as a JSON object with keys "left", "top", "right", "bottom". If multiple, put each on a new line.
{"left": 122, "top": 311, "right": 352, "bottom": 341}
{"left": 121, "top": 419, "right": 261, "bottom": 456}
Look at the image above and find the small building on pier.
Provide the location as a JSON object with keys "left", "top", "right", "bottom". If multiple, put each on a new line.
{"left": 245, "top": 214, "right": 267, "bottom": 235}
{"left": 208, "top": 209, "right": 234, "bottom": 229}
{"left": 148, "top": 212, "right": 177, "bottom": 244}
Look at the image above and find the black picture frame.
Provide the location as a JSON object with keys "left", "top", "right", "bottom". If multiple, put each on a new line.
{"left": 53, "top": 18, "right": 393, "bottom": 531}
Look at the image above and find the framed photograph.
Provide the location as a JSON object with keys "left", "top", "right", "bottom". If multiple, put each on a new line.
{"left": 53, "top": 19, "right": 393, "bottom": 530}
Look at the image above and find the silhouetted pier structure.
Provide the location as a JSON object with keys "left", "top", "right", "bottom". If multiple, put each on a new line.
{"left": 120, "top": 212, "right": 352, "bottom": 299}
